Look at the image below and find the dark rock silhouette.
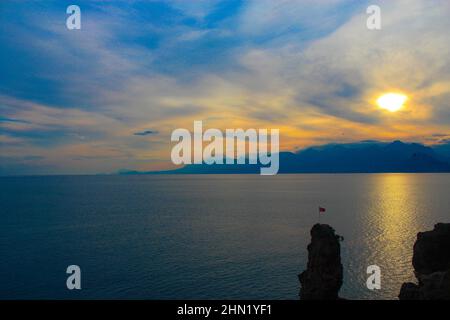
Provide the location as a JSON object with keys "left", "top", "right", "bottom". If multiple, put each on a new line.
{"left": 399, "top": 223, "right": 450, "bottom": 300}
{"left": 299, "top": 224, "right": 344, "bottom": 300}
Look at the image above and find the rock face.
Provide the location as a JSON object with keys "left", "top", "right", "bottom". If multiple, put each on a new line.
{"left": 299, "top": 224, "right": 343, "bottom": 300}
{"left": 399, "top": 223, "right": 450, "bottom": 300}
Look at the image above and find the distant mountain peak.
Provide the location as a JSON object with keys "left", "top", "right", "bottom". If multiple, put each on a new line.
{"left": 119, "top": 140, "right": 450, "bottom": 175}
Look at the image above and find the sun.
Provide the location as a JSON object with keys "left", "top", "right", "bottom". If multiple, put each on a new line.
{"left": 376, "top": 93, "right": 408, "bottom": 112}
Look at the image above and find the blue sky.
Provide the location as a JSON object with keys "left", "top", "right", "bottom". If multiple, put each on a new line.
{"left": 1, "top": 0, "right": 450, "bottom": 175}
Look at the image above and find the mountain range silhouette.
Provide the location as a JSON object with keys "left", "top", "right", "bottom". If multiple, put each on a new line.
{"left": 120, "top": 140, "right": 450, "bottom": 174}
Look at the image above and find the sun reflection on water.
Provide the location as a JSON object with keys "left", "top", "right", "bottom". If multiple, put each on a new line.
{"left": 365, "top": 174, "right": 420, "bottom": 298}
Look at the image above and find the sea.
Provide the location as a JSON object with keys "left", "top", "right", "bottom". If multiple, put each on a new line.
{"left": 1, "top": 174, "right": 449, "bottom": 300}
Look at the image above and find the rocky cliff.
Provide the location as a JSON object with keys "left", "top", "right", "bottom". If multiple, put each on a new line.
{"left": 399, "top": 223, "right": 450, "bottom": 300}
{"left": 299, "top": 224, "right": 344, "bottom": 300}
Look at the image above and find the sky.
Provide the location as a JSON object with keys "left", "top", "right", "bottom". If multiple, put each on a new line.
{"left": 1, "top": 0, "right": 450, "bottom": 175}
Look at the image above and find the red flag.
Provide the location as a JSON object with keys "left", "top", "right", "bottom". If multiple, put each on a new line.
{"left": 319, "top": 206, "right": 326, "bottom": 213}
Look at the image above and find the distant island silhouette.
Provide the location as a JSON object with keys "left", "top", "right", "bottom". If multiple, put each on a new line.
{"left": 120, "top": 140, "right": 450, "bottom": 174}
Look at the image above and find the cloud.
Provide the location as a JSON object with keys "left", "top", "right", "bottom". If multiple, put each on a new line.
{"left": 230, "top": 0, "right": 450, "bottom": 127}
{"left": 0, "top": 2, "right": 156, "bottom": 108}
{"left": 238, "top": 0, "right": 366, "bottom": 43}
{"left": 1, "top": 0, "right": 450, "bottom": 174}
{"left": 0, "top": 117, "right": 30, "bottom": 124}
{"left": 432, "top": 133, "right": 449, "bottom": 138}
{"left": 0, "top": 94, "right": 172, "bottom": 174}
{"left": 133, "top": 130, "right": 159, "bottom": 136}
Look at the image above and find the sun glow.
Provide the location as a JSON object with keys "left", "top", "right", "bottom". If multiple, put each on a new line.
{"left": 377, "top": 93, "right": 408, "bottom": 112}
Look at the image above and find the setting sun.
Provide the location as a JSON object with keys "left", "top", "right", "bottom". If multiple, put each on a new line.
{"left": 377, "top": 93, "right": 408, "bottom": 112}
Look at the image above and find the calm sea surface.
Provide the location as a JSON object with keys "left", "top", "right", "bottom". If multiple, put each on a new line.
{"left": 1, "top": 174, "right": 449, "bottom": 300}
